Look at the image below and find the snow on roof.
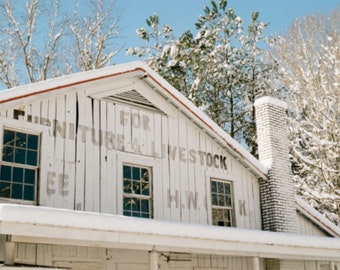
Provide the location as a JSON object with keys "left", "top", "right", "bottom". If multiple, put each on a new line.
{"left": 0, "top": 61, "right": 268, "bottom": 178}
{"left": 0, "top": 61, "right": 144, "bottom": 106}
{"left": 0, "top": 204, "right": 340, "bottom": 261}
{"left": 254, "top": 96, "right": 288, "bottom": 110}
{"left": 295, "top": 196, "right": 340, "bottom": 237}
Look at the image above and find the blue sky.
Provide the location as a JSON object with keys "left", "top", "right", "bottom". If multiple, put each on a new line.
{"left": 115, "top": 0, "right": 339, "bottom": 64}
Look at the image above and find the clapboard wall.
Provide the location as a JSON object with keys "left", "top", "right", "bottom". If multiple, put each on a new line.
{"left": 1, "top": 68, "right": 340, "bottom": 270}
{"left": 0, "top": 236, "right": 334, "bottom": 270}
{"left": 0, "top": 85, "right": 261, "bottom": 229}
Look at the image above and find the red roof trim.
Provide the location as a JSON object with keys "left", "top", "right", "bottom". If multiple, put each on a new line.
{"left": 0, "top": 67, "right": 146, "bottom": 105}
{"left": 0, "top": 66, "right": 266, "bottom": 178}
{"left": 145, "top": 72, "right": 266, "bottom": 178}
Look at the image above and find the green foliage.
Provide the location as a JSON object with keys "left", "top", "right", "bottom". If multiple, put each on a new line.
{"left": 128, "top": 1, "right": 279, "bottom": 156}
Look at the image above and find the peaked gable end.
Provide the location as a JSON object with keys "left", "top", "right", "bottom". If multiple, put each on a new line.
{"left": 0, "top": 62, "right": 265, "bottom": 229}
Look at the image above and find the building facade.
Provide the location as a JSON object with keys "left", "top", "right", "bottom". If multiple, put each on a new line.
{"left": 0, "top": 62, "right": 339, "bottom": 269}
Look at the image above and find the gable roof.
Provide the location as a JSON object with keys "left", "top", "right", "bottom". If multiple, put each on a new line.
{"left": 0, "top": 61, "right": 268, "bottom": 179}
{"left": 1, "top": 61, "right": 339, "bottom": 239}
{"left": 295, "top": 196, "right": 340, "bottom": 237}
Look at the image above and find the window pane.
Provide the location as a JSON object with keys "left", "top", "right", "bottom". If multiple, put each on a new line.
{"left": 123, "top": 179, "right": 132, "bottom": 194}
{"left": 132, "top": 181, "right": 140, "bottom": 194}
{"left": 211, "top": 193, "right": 218, "bottom": 206}
{"left": 12, "top": 183, "right": 23, "bottom": 199}
{"left": 26, "top": 150, "right": 38, "bottom": 166}
{"left": 123, "top": 197, "right": 131, "bottom": 212}
{"left": 141, "top": 168, "right": 149, "bottom": 182}
{"left": 24, "top": 169, "right": 35, "bottom": 185}
{"left": 0, "top": 182, "right": 10, "bottom": 198}
{"left": 13, "top": 167, "right": 23, "bottom": 183}
{"left": 123, "top": 165, "right": 131, "bottom": 179}
{"left": 2, "top": 146, "right": 14, "bottom": 162}
{"left": 15, "top": 132, "right": 27, "bottom": 148}
{"left": 14, "top": 148, "right": 26, "bottom": 164}
{"left": 141, "top": 199, "right": 149, "bottom": 213}
{"left": 131, "top": 198, "right": 140, "bottom": 212}
{"left": 212, "top": 208, "right": 231, "bottom": 227}
{"left": 3, "top": 130, "right": 15, "bottom": 146}
{"left": 132, "top": 167, "right": 140, "bottom": 180}
{"left": 24, "top": 185, "right": 35, "bottom": 201}
{"left": 218, "top": 194, "right": 225, "bottom": 206}
{"left": 0, "top": 165, "right": 12, "bottom": 181}
{"left": 217, "top": 181, "right": 224, "bottom": 194}
{"left": 141, "top": 181, "right": 149, "bottom": 196}
{"left": 224, "top": 183, "right": 230, "bottom": 194}
{"left": 212, "top": 208, "right": 223, "bottom": 226}
{"left": 27, "top": 134, "right": 38, "bottom": 150}
{"left": 226, "top": 195, "right": 232, "bottom": 207}
{"left": 211, "top": 180, "right": 217, "bottom": 193}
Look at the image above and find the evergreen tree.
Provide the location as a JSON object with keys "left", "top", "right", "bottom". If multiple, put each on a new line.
{"left": 128, "top": 0, "right": 279, "bottom": 156}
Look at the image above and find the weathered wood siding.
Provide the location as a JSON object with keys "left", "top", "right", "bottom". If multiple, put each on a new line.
{"left": 0, "top": 236, "right": 265, "bottom": 270}
{"left": 297, "top": 212, "right": 330, "bottom": 237}
{"left": 0, "top": 86, "right": 262, "bottom": 229}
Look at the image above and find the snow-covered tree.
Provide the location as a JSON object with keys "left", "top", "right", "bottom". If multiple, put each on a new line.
{"left": 270, "top": 8, "right": 340, "bottom": 224}
{"left": 70, "top": 0, "right": 122, "bottom": 71}
{"left": 127, "top": 14, "right": 195, "bottom": 102}
{"left": 0, "top": 0, "right": 122, "bottom": 89}
{"left": 128, "top": 0, "right": 279, "bottom": 156}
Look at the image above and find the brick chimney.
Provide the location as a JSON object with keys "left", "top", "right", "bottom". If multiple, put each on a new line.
{"left": 254, "top": 96, "right": 298, "bottom": 233}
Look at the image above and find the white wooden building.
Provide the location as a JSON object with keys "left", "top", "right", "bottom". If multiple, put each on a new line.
{"left": 0, "top": 61, "right": 339, "bottom": 270}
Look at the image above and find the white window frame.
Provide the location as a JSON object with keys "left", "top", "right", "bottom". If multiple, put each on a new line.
{"left": 0, "top": 127, "right": 40, "bottom": 202}
{"left": 206, "top": 171, "right": 237, "bottom": 227}
{"left": 0, "top": 118, "right": 48, "bottom": 205}
{"left": 122, "top": 163, "right": 152, "bottom": 218}
{"left": 210, "top": 178, "right": 235, "bottom": 227}
{"left": 117, "top": 153, "right": 161, "bottom": 219}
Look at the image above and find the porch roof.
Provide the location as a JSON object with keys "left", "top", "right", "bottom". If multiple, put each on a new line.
{"left": 0, "top": 204, "right": 339, "bottom": 262}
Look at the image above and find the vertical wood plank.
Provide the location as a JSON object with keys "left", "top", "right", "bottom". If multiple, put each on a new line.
{"left": 91, "top": 99, "right": 101, "bottom": 212}
{"left": 100, "top": 101, "right": 110, "bottom": 214}
{"left": 187, "top": 124, "right": 200, "bottom": 224}
{"left": 39, "top": 98, "right": 52, "bottom": 206}
{"left": 199, "top": 131, "right": 209, "bottom": 225}
{"left": 161, "top": 115, "right": 170, "bottom": 221}
{"left": 63, "top": 91, "right": 77, "bottom": 210}
{"left": 152, "top": 113, "right": 163, "bottom": 219}
{"left": 44, "top": 97, "right": 57, "bottom": 207}
{"left": 54, "top": 95, "right": 66, "bottom": 209}
{"left": 178, "top": 116, "right": 189, "bottom": 222}
{"left": 75, "top": 91, "right": 86, "bottom": 211}
{"left": 106, "top": 102, "right": 117, "bottom": 214}
{"left": 168, "top": 116, "right": 181, "bottom": 222}
{"left": 84, "top": 97, "right": 96, "bottom": 212}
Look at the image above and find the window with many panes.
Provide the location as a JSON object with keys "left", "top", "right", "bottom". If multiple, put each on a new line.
{"left": 0, "top": 128, "right": 40, "bottom": 201}
{"left": 211, "top": 178, "right": 234, "bottom": 227}
{"left": 123, "top": 164, "right": 152, "bottom": 218}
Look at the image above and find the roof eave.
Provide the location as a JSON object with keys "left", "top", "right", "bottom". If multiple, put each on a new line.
{"left": 295, "top": 196, "right": 340, "bottom": 237}
{"left": 0, "top": 204, "right": 339, "bottom": 261}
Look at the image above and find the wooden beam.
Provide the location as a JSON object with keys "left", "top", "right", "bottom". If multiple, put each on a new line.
{"left": 4, "top": 236, "right": 15, "bottom": 266}
{"left": 149, "top": 250, "right": 158, "bottom": 270}
{"left": 251, "top": 257, "right": 260, "bottom": 270}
